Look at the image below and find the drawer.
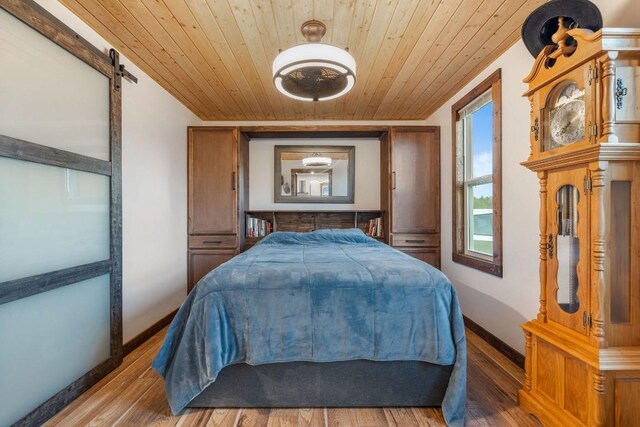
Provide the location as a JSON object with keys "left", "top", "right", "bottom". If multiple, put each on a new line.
{"left": 391, "top": 233, "right": 438, "bottom": 247}
{"left": 189, "top": 234, "right": 237, "bottom": 249}
{"left": 398, "top": 248, "right": 441, "bottom": 269}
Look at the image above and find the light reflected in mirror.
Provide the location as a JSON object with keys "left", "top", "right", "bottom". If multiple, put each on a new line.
{"left": 274, "top": 145, "right": 355, "bottom": 203}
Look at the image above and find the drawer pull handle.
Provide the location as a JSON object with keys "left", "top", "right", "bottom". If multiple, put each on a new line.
{"left": 406, "top": 239, "right": 425, "bottom": 243}
{"left": 203, "top": 240, "right": 222, "bottom": 244}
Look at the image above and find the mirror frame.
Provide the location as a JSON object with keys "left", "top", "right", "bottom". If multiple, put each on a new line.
{"left": 274, "top": 145, "right": 355, "bottom": 203}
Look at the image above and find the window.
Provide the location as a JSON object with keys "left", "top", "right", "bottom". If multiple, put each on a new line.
{"left": 452, "top": 69, "right": 502, "bottom": 276}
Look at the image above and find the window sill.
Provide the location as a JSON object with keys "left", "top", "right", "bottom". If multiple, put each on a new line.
{"left": 452, "top": 252, "right": 503, "bottom": 277}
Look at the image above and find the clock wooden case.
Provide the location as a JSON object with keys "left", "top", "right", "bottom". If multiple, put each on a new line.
{"left": 520, "top": 21, "right": 640, "bottom": 427}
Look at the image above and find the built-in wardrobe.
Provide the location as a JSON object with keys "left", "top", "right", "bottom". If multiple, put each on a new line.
{"left": 187, "top": 127, "right": 248, "bottom": 292}
{"left": 187, "top": 126, "right": 440, "bottom": 292}
{"left": 381, "top": 127, "right": 440, "bottom": 268}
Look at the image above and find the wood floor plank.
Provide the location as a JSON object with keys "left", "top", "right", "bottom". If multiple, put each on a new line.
{"left": 175, "top": 408, "right": 213, "bottom": 427}
{"left": 236, "top": 409, "right": 270, "bottom": 427}
{"left": 354, "top": 407, "right": 389, "bottom": 426}
{"left": 298, "top": 408, "right": 325, "bottom": 427}
{"left": 209, "top": 408, "right": 241, "bottom": 427}
{"left": 112, "top": 378, "right": 180, "bottom": 426}
{"left": 326, "top": 408, "right": 359, "bottom": 427}
{"left": 43, "top": 376, "right": 132, "bottom": 426}
{"left": 118, "top": 332, "right": 166, "bottom": 380}
{"left": 466, "top": 342, "right": 542, "bottom": 427}
{"left": 266, "top": 408, "right": 299, "bottom": 427}
{"left": 411, "top": 407, "right": 447, "bottom": 426}
{"left": 60, "top": 377, "right": 156, "bottom": 426}
{"left": 176, "top": 408, "right": 239, "bottom": 427}
{"left": 383, "top": 407, "right": 421, "bottom": 426}
{"left": 466, "top": 328, "right": 524, "bottom": 384}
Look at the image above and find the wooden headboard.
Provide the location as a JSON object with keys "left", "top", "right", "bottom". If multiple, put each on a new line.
{"left": 243, "top": 210, "right": 384, "bottom": 249}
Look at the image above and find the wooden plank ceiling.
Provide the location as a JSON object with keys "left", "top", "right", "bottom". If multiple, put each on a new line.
{"left": 61, "top": 0, "right": 545, "bottom": 120}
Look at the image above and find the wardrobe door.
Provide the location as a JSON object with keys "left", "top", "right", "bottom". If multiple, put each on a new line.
{"left": 188, "top": 128, "right": 238, "bottom": 235}
{"left": 188, "top": 250, "right": 235, "bottom": 292}
{"left": 391, "top": 128, "right": 440, "bottom": 234}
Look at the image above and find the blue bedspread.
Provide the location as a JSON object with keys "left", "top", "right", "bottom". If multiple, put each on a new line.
{"left": 153, "top": 229, "right": 466, "bottom": 426}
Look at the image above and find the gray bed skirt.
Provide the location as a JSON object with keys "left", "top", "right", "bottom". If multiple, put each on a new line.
{"left": 187, "top": 360, "right": 453, "bottom": 408}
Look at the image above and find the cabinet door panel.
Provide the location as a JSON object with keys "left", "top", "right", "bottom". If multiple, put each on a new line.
{"left": 391, "top": 129, "right": 439, "bottom": 233}
{"left": 546, "top": 168, "right": 590, "bottom": 336}
{"left": 189, "top": 129, "right": 237, "bottom": 235}
{"left": 188, "top": 250, "right": 235, "bottom": 292}
{"left": 398, "top": 248, "right": 440, "bottom": 269}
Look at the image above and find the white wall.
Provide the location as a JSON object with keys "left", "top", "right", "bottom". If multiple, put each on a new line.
{"left": 250, "top": 138, "right": 380, "bottom": 210}
{"left": 38, "top": 1, "right": 201, "bottom": 342}
{"left": 425, "top": 0, "right": 640, "bottom": 352}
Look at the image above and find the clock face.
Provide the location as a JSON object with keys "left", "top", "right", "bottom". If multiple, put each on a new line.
{"left": 548, "top": 83, "right": 586, "bottom": 149}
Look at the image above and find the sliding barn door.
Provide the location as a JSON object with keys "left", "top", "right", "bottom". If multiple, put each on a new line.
{"left": 0, "top": 2, "right": 123, "bottom": 425}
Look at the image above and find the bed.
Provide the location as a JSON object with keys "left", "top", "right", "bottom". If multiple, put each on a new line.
{"left": 153, "top": 229, "right": 466, "bottom": 426}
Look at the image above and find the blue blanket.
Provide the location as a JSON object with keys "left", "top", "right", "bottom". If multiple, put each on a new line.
{"left": 153, "top": 229, "right": 466, "bottom": 426}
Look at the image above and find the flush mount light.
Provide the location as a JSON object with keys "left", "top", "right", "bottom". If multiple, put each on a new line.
{"left": 272, "top": 20, "right": 356, "bottom": 102}
{"left": 302, "top": 153, "right": 332, "bottom": 167}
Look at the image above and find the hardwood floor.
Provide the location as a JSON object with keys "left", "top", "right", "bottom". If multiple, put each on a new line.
{"left": 44, "top": 328, "right": 542, "bottom": 426}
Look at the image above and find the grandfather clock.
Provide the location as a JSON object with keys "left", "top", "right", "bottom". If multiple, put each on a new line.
{"left": 519, "top": 20, "right": 640, "bottom": 427}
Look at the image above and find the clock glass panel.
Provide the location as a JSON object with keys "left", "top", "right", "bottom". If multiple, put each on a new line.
{"left": 545, "top": 82, "right": 586, "bottom": 151}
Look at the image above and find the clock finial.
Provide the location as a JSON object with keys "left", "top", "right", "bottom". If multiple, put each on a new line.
{"left": 550, "top": 17, "right": 576, "bottom": 57}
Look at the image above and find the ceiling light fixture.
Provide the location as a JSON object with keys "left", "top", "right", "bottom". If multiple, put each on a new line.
{"left": 272, "top": 20, "right": 356, "bottom": 102}
{"left": 302, "top": 153, "right": 332, "bottom": 167}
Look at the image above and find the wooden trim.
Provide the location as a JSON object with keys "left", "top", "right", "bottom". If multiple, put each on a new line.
{"left": 463, "top": 315, "right": 524, "bottom": 368}
{"left": 239, "top": 125, "right": 389, "bottom": 139}
{"left": 0, "top": 260, "right": 111, "bottom": 306}
{"left": 245, "top": 210, "right": 385, "bottom": 214}
{"left": 0, "top": 134, "right": 112, "bottom": 175}
{"left": 109, "top": 49, "right": 124, "bottom": 363}
{"left": 491, "top": 74, "right": 503, "bottom": 274}
{"left": 522, "top": 143, "right": 640, "bottom": 172}
{"left": 13, "top": 357, "right": 120, "bottom": 427}
{"left": 188, "top": 126, "right": 238, "bottom": 131}
{"left": 246, "top": 130, "right": 386, "bottom": 139}
{"left": 379, "top": 132, "right": 390, "bottom": 244}
{"left": 123, "top": 309, "right": 178, "bottom": 356}
{"left": 451, "top": 70, "right": 502, "bottom": 113}
{"left": 451, "top": 69, "right": 503, "bottom": 277}
{"left": 0, "top": 0, "right": 113, "bottom": 77}
{"left": 389, "top": 125, "right": 441, "bottom": 133}
{"left": 452, "top": 252, "right": 503, "bottom": 277}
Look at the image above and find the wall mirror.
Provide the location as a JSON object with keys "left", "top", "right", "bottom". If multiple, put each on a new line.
{"left": 274, "top": 145, "right": 355, "bottom": 203}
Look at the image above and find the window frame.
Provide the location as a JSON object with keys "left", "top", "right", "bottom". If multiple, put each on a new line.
{"left": 451, "top": 69, "right": 503, "bottom": 277}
